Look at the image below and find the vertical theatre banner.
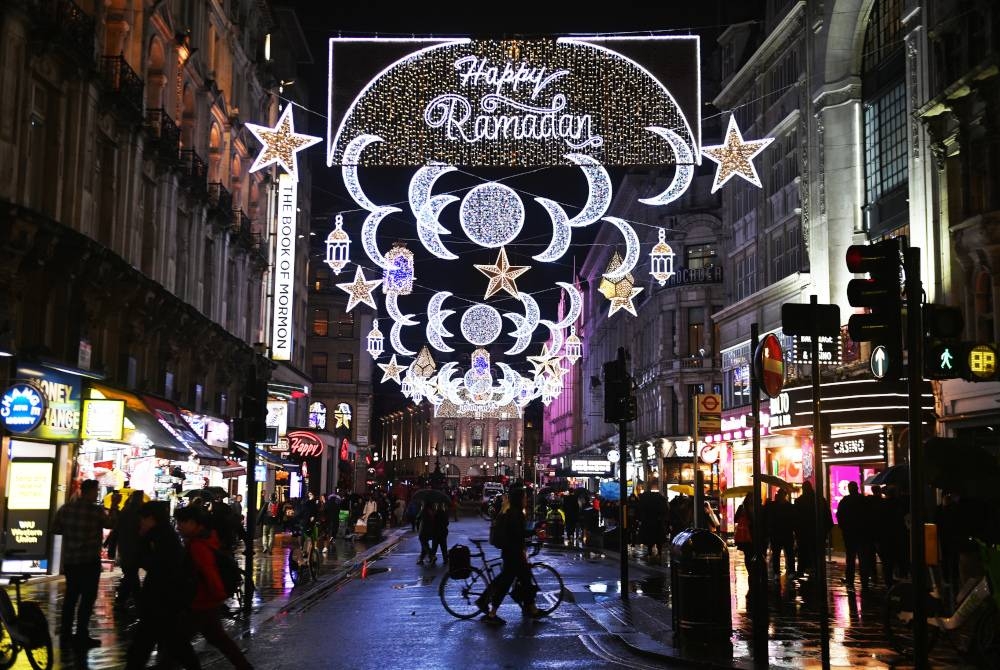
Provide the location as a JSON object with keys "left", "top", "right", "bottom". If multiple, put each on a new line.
{"left": 272, "top": 173, "right": 297, "bottom": 361}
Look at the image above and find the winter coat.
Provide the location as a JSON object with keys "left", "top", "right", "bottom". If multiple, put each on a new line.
{"left": 184, "top": 529, "right": 226, "bottom": 612}
{"left": 136, "top": 521, "right": 192, "bottom": 615}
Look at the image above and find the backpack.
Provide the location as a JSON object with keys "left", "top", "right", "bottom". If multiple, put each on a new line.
{"left": 447, "top": 544, "right": 472, "bottom": 579}
{"left": 214, "top": 548, "right": 243, "bottom": 598}
{"left": 268, "top": 502, "right": 279, "bottom": 518}
{"left": 734, "top": 511, "right": 752, "bottom": 545}
{"left": 489, "top": 511, "right": 508, "bottom": 549}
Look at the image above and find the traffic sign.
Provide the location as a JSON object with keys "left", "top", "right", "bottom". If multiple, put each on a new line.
{"left": 696, "top": 393, "right": 722, "bottom": 433}
{"left": 871, "top": 344, "right": 891, "bottom": 379}
{"left": 753, "top": 334, "right": 785, "bottom": 398}
{"left": 967, "top": 343, "right": 998, "bottom": 381}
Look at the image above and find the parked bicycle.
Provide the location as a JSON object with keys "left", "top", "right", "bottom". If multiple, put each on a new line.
{"left": 289, "top": 521, "right": 321, "bottom": 585}
{"left": 439, "top": 538, "right": 564, "bottom": 619}
{"left": 884, "top": 539, "right": 999, "bottom": 668}
{"left": 0, "top": 574, "right": 53, "bottom": 670}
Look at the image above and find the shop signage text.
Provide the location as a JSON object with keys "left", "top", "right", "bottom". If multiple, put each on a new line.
{"left": 768, "top": 392, "right": 792, "bottom": 429}
{"left": 792, "top": 334, "right": 842, "bottom": 365}
{"left": 570, "top": 459, "right": 611, "bottom": 475}
{"left": 272, "top": 173, "right": 297, "bottom": 361}
{"left": 81, "top": 399, "right": 125, "bottom": 440}
{"left": 288, "top": 430, "right": 324, "bottom": 458}
{"left": 11, "top": 367, "right": 82, "bottom": 441}
{"left": 825, "top": 432, "right": 884, "bottom": 461}
{"left": 1, "top": 383, "right": 47, "bottom": 433}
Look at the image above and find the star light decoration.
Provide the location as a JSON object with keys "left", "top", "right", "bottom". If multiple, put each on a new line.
{"left": 336, "top": 265, "right": 382, "bottom": 312}
{"left": 600, "top": 252, "right": 643, "bottom": 317}
{"left": 473, "top": 247, "right": 530, "bottom": 299}
{"left": 334, "top": 403, "right": 352, "bottom": 429}
{"left": 701, "top": 116, "right": 774, "bottom": 193}
{"left": 245, "top": 104, "right": 322, "bottom": 181}
{"left": 527, "top": 343, "right": 563, "bottom": 379}
{"left": 378, "top": 354, "right": 406, "bottom": 385}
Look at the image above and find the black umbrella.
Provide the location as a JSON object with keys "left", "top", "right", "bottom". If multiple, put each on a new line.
{"left": 183, "top": 486, "right": 228, "bottom": 500}
{"left": 867, "top": 463, "right": 909, "bottom": 488}
{"left": 925, "top": 438, "right": 1000, "bottom": 500}
{"left": 411, "top": 488, "right": 450, "bottom": 506}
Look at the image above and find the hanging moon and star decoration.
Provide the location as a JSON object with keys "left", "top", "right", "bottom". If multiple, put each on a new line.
{"left": 244, "top": 37, "right": 772, "bottom": 416}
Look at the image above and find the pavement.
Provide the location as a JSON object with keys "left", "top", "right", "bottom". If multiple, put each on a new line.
{"left": 5, "top": 511, "right": 981, "bottom": 669}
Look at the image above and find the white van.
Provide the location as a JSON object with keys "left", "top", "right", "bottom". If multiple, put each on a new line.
{"left": 482, "top": 482, "right": 504, "bottom": 502}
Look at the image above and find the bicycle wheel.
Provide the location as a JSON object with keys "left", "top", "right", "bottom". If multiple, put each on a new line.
{"left": 529, "top": 562, "right": 564, "bottom": 616}
{"left": 439, "top": 567, "right": 489, "bottom": 620}
{"left": 0, "top": 618, "right": 16, "bottom": 670}
{"left": 18, "top": 602, "right": 51, "bottom": 670}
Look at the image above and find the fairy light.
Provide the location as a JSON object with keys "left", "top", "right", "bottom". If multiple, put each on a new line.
{"left": 336, "top": 265, "right": 382, "bottom": 312}
{"left": 245, "top": 104, "right": 322, "bottom": 180}
{"left": 474, "top": 247, "right": 530, "bottom": 299}
{"left": 459, "top": 182, "right": 525, "bottom": 248}
{"left": 382, "top": 243, "right": 415, "bottom": 295}
{"left": 460, "top": 304, "right": 503, "bottom": 346}
{"left": 701, "top": 116, "right": 774, "bottom": 193}
{"left": 324, "top": 214, "right": 351, "bottom": 275}
{"left": 649, "top": 227, "right": 676, "bottom": 285}
{"left": 378, "top": 354, "right": 406, "bottom": 385}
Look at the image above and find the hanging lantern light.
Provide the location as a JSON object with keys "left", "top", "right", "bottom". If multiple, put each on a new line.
{"left": 563, "top": 325, "right": 582, "bottom": 364}
{"left": 383, "top": 242, "right": 415, "bottom": 295}
{"left": 400, "top": 371, "right": 414, "bottom": 398}
{"left": 366, "top": 319, "right": 384, "bottom": 359}
{"left": 324, "top": 214, "right": 351, "bottom": 275}
{"left": 649, "top": 227, "right": 676, "bottom": 286}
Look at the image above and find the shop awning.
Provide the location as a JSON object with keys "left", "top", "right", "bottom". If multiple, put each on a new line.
{"left": 88, "top": 383, "right": 192, "bottom": 459}
{"left": 140, "top": 395, "right": 227, "bottom": 465}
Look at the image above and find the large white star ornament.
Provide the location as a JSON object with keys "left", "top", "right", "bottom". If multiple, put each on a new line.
{"left": 245, "top": 105, "right": 322, "bottom": 181}
{"left": 473, "top": 247, "right": 530, "bottom": 299}
{"left": 378, "top": 354, "right": 406, "bottom": 385}
{"left": 336, "top": 265, "right": 383, "bottom": 312}
{"left": 701, "top": 116, "right": 774, "bottom": 193}
{"left": 608, "top": 286, "right": 644, "bottom": 317}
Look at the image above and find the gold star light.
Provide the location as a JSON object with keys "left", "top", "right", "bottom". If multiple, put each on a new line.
{"left": 245, "top": 105, "right": 322, "bottom": 181}
{"left": 608, "top": 286, "right": 644, "bottom": 317}
{"left": 336, "top": 265, "right": 383, "bottom": 312}
{"left": 473, "top": 247, "right": 530, "bottom": 299}
{"left": 527, "top": 343, "right": 563, "bottom": 378}
{"left": 378, "top": 354, "right": 406, "bottom": 385}
{"left": 701, "top": 116, "right": 774, "bottom": 193}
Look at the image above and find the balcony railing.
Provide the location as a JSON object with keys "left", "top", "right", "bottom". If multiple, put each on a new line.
{"left": 179, "top": 149, "right": 207, "bottom": 196}
{"left": 207, "top": 183, "right": 234, "bottom": 225}
{"left": 101, "top": 54, "right": 144, "bottom": 115}
{"left": 231, "top": 210, "right": 254, "bottom": 246}
{"left": 145, "top": 108, "right": 180, "bottom": 160}
{"left": 37, "top": 0, "right": 95, "bottom": 61}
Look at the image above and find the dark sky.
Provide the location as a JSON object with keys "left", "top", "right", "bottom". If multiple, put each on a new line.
{"left": 280, "top": 1, "right": 758, "bottom": 385}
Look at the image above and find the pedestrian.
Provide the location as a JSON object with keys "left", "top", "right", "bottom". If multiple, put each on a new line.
{"left": 637, "top": 489, "right": 668, "bottom": 561}
{"left": 257, "top": 492, "right": 280, "bottom": 554}
{"left": 734, "top": 492, "right": 756, "bottom": 572}
{"left": 478, "top": 487, "right": 541, "bottom": 624}
{"left": 114, "top": 490, "right": 147, "bottom": 606}
{"left": 53, "top": 478, "right": 115, "bottom": 649}
{"left": 405, "top": 497, "right": 420, "bottom": 532}
{"left": 324, "top": 492, "right": 341, "bottom": 543}
{"left": 432, "top": 502, "right": 450, "bottom": 563}
{"left": 416, "top": 503, "right": 436, "bottom": 565}
{"left": 125, "top": 501, "right": 200, "bottom": 670}
{"left": 562, "top": 490, "right": 581, "bottom": 546}
{"left": 836, "top": 480, "right": 874, "bottom": 590}
{"left": 793, "top": 480, "right": 833, "bottom": 578}
{"left": 229, "top": 494, "right": 244, "bottom": 526}
{"left": 883, "top": 485, "right": 910, "bottom": 582}
{"left": 174, "top": 504, "right": 254, "bottom": 670}
{"left": 766, "top": 489, "right": 795, "bottom": 577}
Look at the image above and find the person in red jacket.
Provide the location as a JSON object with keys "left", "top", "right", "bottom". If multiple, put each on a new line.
{"left": 175, "top": 505, "right": 253, "bottom": 669}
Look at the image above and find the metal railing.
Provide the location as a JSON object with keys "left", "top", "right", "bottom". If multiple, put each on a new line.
{"left": 179, "top": 149, "right": 207, "bottom": 196}
{"left": 231, "top": 210, "right": 254, "bottom": 246}
{"left": 101, "top": 54, "right": 144, "bottom": 115}
{"left": 145, "top": 108, "right": 180, "bottom": 160}
{"left": 38, "top": 0, "right": 95, "bottom": 61}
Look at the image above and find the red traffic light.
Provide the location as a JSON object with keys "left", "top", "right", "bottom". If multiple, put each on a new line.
{"left": 845, "top": 238, "right": 901, "bottom": 274}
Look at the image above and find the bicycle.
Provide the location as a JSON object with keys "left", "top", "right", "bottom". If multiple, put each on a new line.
{"left": 0, "top": 574, "right": 53, "bottom": 670}
{"left": 289, "top": 522, "right": 321, "bottom": 585}
{"left": 439, "top": 539, "right": 564, "bottom": 619}
{"left": 884, "top": 539, "right": 999, "bottom": 667}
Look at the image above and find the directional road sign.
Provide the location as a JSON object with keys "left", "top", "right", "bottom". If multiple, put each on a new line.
{"left": 870, "top": 344, "right": 891, "bottom": 379}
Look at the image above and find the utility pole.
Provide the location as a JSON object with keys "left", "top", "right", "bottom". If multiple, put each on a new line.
{"left": 604, "top": 346, "right": 634, "bottom": 601}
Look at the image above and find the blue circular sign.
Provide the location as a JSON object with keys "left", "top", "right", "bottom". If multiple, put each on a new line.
{"left": 1, "top": 383, "right": 47, "bottom": 434}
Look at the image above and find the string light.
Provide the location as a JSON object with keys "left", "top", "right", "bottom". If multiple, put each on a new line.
{"left": 336, "top": 265, "right": 382, "bottom": 312}
{"left": 701, "top": 116, "right": 774, "bottom": 192}
{"left": 474, "top": 247, "right": 530, "bottom": 299}
{"left": 245, "top": 104, "right": 322, "bottom": 181}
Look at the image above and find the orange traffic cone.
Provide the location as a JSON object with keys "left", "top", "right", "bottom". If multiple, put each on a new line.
{"left": 361, "top": 559, "right": 368, "bottom": 579}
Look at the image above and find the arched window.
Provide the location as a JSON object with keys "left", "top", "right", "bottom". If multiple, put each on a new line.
{"left": 470, "top": 424, "right": 484, "bottom": 457}
{"left": 308, "top": 401, "right": 327, "bottom": 430}
{"left": 442, "top": 424, "right": 457, "bottom": 456}
{"left": 861, "top": 0, "right": 908, "bottom": 238}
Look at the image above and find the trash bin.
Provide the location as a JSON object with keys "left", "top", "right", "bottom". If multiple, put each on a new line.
{"left": 365, "top": 512, "right": 383, "bottom": 540}
{"left": 670, "top": 528, "right": 731, "bottom": 639}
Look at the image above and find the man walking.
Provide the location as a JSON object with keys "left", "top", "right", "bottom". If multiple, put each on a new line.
{"left": 53, "top": 479, "right": 115, "bottom": 649}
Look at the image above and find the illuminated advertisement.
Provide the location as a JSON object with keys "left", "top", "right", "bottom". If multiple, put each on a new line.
{"left": 271, "top": 172, "right": 297, "bottom": 361}
{"left": 4, "top": 460, "right": 55, "bottom": 572}
{"left": 11, "top": 365, "right": 81, "bottom": 441}
{"left": 80, "top": 399, "right": 125, "bottom": 440}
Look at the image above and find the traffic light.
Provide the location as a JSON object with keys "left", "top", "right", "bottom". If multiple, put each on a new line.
{"left": 923, "top": 304, "right": 964, "bottom": 379}
{"left": 846, "top": 238, "right": 903, "bottom": 377}
{"left": 603, "top": 355, "right": 632, "bottom": 423}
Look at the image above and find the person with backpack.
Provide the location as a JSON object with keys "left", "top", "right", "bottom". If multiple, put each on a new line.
{"left": 175, "top": 504, "right": 253, "bottom": 669}
{"left": 432, "top": 502, "right": 451, "bottom": 563}
{"left": 479, "top": 486, "right": 541, "bottom": 624}
{"left": 416, "top": 503, "right": 436, "bottom": 565}
{"left": 257, "top": 492, "right": 280, "bottom": 554}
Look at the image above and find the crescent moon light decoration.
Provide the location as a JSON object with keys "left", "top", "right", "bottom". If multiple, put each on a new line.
{"left": 565, "top": 153, "right": 612, "bottom": 227}
{"left": 539, "top": 319, "right": 565, "bottom": 358}
{"left": 504, "top": 292, "right": 541, "bottom": 355}
{"left": 342, "top": 134, "right": 385, "bottom": 212}
{"left": 551, "top": 282, "right": 582, "bottom": 330}
{"left": 425, "top": 291, "right": 455, "bottom": 353}
{"left": 389, "top": 320, "right": 416, "bottom": 357}
{"left": 531, "top": 198, "right": 572, "bottom": 263}
{"left": 409, "top": 163, "right": 460, "bottom": 260}
{"left": 360, "top": 207, "right": 401, "bottom": 270}
{"left": 637, "top": 126, "right": 696, "bottom": 206}
{"left": 385, "top": 292, "right": 418, "bottom": 326}
{"left": 601, "top": 216, "right": 641, "bottom": 283}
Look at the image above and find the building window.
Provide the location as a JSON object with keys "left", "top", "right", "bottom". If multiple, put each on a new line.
{"left": 309, "top": 401, "right": 327, "bottom": 430}
{"left": 336, "top": 353, "right": 353, "bottom": 383}
{"left": 337, "top": 310, "right": 354, "bottom": 337}
{"left": 442, "top": 425, "right": 457, "bottom": 456}
{"left": 687, "top": 307, "right": 704, "bottom": 356}
{"left": 470, "top": 424, "right": 484, "bottom": 458}
{"left": 312, "top": 308, "right": 329, "bottom": 336}
{"left": 734, "top": 251, "right": 757, "bottom": 302}
{"left": 686, "top": 244, "right": 717, "bottom": 269}
{"left": 314, "top": 266, "right": 331, "bottom": 292}
{"left": 497, "top": 424, "right": 511, "bottom": 458}
{"left": 311, "top": 353, "right": 328, "bottom": 382}
{"left": 863, "top": 83, "right": 908, "bottom": 204}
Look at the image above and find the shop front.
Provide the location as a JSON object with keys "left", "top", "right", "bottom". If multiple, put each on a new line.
{"left": 1, "top": 360, "right": 95, "bottom": 574}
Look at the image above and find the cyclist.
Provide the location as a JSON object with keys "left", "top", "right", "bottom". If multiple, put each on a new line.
{"left": 289, "top": 492, "right": 320, "bottom": 575}
{"left": 480, "top": 486, "right": 541, "bottom": 624}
